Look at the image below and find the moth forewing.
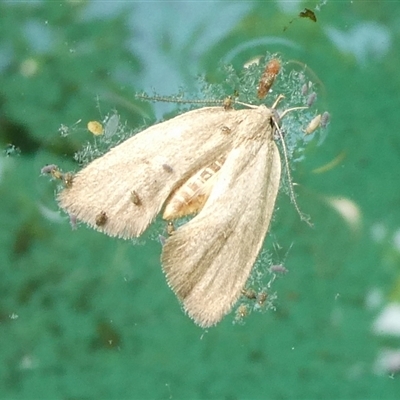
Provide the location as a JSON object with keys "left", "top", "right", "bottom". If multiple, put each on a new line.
{"left": 161, "top": 106, "right": 281, "bottom": 328}
{"left": 58, "top": 107, "right": 239, "bottom": 239}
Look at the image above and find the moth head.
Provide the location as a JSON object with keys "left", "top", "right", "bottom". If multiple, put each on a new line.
{"left": 271, "top": 108, "right": 281, "bottom": 126}
{"left": 270, "top": 108, "right": 284, "bottom": 141}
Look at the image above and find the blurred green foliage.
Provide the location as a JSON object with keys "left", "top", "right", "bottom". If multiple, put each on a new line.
{"left": 1, "top": 1, "right": 400, "bottom": 399}
{"left": 0, "top": 0, "right": 148, "bottom": 156}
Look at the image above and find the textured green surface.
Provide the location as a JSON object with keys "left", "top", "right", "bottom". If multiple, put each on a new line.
{"left": 1, "top": 1, "right": 400, "bottom": 399}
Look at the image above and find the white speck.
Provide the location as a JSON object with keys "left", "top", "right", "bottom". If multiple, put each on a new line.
{"left": 374, "top": 349, "right": 400, "bottom": 375}
{"left": 373, "top": 303, "right": 400, "bottom": 336}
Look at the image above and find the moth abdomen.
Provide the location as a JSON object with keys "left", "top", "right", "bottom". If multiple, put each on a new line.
{"left": 163, "top": 155, "right": 226, "bottom": 220}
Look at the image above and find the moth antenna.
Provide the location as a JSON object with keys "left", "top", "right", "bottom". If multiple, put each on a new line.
{"left": 271, "top": 94, "right": 285, "bottom": 109}
{"left": 136, "top": 93, "right": 224, "bottom": 106}
{"left": 270, "top": 95, "right": 308, "bottom": 118}
{"left": 234, "top": 100, "right": 258, "bottom": 109}
{"left": 279, "top": 106, "right": 308, "bottom": 119}
{"left": 272, "top": 116, "right": 313, "bottom": 227}
{"left": 237, "top": 94, "right": 286, "bottom": 115}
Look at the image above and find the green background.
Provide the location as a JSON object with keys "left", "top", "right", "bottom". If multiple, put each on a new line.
{"left": 1, "top": 1, "right": 399, "bottom": 399}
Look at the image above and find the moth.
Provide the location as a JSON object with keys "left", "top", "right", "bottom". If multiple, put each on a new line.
{"left": 57, "top": 60, "right": 313, "bottom": 328}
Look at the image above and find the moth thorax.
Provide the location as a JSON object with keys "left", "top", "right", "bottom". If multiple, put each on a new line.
{"left": 163, "top": 155, "right": 226, "bottom": 220}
